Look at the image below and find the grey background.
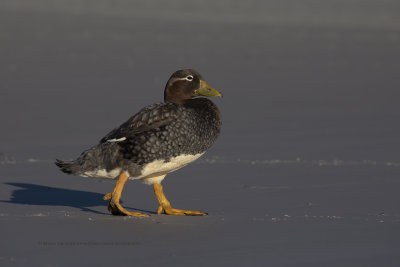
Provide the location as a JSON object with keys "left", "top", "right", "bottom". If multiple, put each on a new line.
{"left": 1, "top": 0, "right": 400, "bottom": 266}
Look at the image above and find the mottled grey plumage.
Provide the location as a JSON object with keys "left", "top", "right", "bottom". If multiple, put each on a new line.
{"left": 55, "top": 69, "right": 222, "bottom": 180}
{"left": 119, "top": 98, "right": 221, "bottom": 175}
{"left": 99, "top": 103, "right": 178, "bottom": 143}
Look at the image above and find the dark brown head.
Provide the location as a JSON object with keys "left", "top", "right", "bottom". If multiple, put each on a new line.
{"left": 164, "top": 69, "right": 222, "bottom": 104}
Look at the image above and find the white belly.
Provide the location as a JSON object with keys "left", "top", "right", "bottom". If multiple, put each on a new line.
{"left": 81, "top": 153, "right": 204, "bottom": 183}
{"left": 137, "top": 153, "right": 204, "bottom": 182}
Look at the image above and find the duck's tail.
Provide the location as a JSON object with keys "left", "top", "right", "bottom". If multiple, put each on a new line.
{"left": 55, "top": 142, "right": 121, "bottom": 178}
{"left": 55, "top": 159, "right": 82, "bottom": 175}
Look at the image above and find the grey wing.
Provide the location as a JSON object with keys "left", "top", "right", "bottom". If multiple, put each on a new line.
{"left": 99, "top": 103, "right": 178, "bottom": 143}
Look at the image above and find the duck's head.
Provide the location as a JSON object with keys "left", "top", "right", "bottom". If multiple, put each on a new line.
{"left": 164, "top": 69, "right": 222, "bottom": 104}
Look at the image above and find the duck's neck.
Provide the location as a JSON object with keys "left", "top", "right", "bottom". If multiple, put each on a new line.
{"left": 164, "top": 92, "right": 192, "bottom": 104}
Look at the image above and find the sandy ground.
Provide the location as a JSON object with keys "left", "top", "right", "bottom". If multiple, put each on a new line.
{"left": 1, "top": 0, "right": 400, "bottom": 266}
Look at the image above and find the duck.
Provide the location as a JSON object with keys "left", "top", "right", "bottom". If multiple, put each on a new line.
{"left": 55, "top": 69, "right": 222, "bottom": 216}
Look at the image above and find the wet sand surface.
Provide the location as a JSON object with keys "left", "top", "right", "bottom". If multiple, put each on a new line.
{"left": 1, "top": 1, "right": 400, "bottom": 266}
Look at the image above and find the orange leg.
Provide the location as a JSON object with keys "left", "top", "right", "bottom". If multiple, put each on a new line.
{"left": 153, "top": 183, "right": 207, "bottom": 216}
{"left": 103, "top": 172, "right": 148, "bottom": 217}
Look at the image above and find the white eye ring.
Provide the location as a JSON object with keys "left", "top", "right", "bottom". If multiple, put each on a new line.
{"left": 185, "top": 75, "right": 194, "bottom": 81}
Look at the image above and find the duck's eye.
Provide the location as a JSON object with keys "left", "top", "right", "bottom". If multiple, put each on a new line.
{"left": 185, "top": 75, "right": 194, "bottom": 81}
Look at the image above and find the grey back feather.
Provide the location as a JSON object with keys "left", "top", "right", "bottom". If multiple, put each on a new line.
{"left": 99, "top": 103, "right": 179, "bottom": 143}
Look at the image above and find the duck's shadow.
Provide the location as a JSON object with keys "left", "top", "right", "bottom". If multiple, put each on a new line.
{"left": 2, "top": 183, "right": 155, "bottom": 215}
